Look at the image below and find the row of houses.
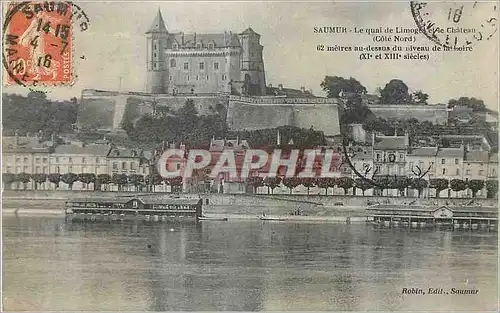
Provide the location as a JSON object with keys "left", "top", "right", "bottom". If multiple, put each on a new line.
{"left": 2, "top": 133, "right": 498, "bottom": 197}
{"left": 2, "top": 134, "right": 153, "bottom": 178}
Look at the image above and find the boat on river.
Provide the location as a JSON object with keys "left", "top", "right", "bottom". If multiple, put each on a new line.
{"left": 366, "top": 202, "right": 497, "bottom": 230}
{"left": 197, "top": 216, "right": 228, "bottom": 221}
{"left": 65, "top": 196, "right": 203, "bottom": 221}
{"left": 259, "top": 215, "right": 285, "bottom": 221}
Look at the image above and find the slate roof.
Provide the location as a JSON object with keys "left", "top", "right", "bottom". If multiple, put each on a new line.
{"left": 53, "top": 144, "right": 111, "bottom": 156}
{"left": 436, "top": 147, "right": 464, "bottom": 158}
{"left": 464, "top": 150, "right": 489, "bottom": 162}
{"left": 108, "top": 147, "right": 150, "bottom": 159}
{"left": 373, "top": 136, "right": 408, "bottom": 150}
{"left": 409, "top": 147, "right": 438, "bottom": 157}
{"left": 172, "top": 33, "right": 241, "bottom": 48}
{"left": 146, "top": 9, "right": 168, "bottom": 33}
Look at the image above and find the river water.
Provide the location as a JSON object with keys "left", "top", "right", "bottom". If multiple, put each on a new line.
{"left": 2, "top": 214, "right": 498, "bottom": 311}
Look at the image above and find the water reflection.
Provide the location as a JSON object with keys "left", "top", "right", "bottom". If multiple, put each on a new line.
{"left": 2, "top": 216, "right": 497, "bottom": 311}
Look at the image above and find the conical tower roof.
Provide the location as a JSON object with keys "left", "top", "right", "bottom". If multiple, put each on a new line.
{"left": 146, "top": 9, "right": 168, "bottom": 34}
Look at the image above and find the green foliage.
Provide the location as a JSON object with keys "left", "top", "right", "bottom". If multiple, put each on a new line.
{"left": 2, "top": 173, "right": 17, "bottom": 184}
{"left": 61, "top": 173, "right": 78, "bottom": 189}
{"left": 263, "top": 176, "right": 281, "bottom": 194}
{"left": 354, "top": 178, "right": 373, "bottom": 195}
{"left": 17, "top": 172, "right": 32, "bottom": 183}
{"left": 96, "top": 174, "right": 111, "bottom": 185}
{"left": 448, "top": 97, "right": 486, "bottom": 112}
{"left": 467, "top": 179, "right": 484, "bottom": 197}
{"left": 282, "top": 177, "right": 302, "bottom": 194}
{"left": 48, "top": 173, "right": 61, "bottom": 188}
{"left": 410, "top": 178, "right": 428, "bottom": 197}
{"left": 429, "top": 178, "right": 449, "bottom": 197}
{"left": 320, "top": 76, "right": 367, "bottom": 98}
{"left": 337, "top": 177, "right": 354, "bottom": 194}
{"left": 247, "top": 176, "right": 264, "bottom": 193}
{"left": 316, "top": 177, "right": 336, "bottom": 195}
{"left": 125, "top": 99, "right": 228, "bottom": 146}
{"left": 300, "top": 177, "right": 316, "bottom": 194}
{"left": 78, "top": 173, "right": 96, "bottom": 186}
{"left": 486, "top": 180, "right": 498, "bottom": 198}
{"left": 379, "top": 79, "right": 412, "bottom": 104}
{"left": 112, "top": 174, "right": 128, "bottom": 191}
{"left": 412, "top": 90, "right": 429, "bottom": 104}
{"left": 2, "top": 92, "right": 78, "bottom": 135}
{"left": 450, "top": 179, "right": 467, "bottom": 192}
{"left": 32, "top": 173, "right": 47, "bottom": 184}
{"left": 341, "top": 94, "right": 374, "bottom": 124}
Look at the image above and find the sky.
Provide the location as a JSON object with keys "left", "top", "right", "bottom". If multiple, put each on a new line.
{"left": 2, "top": 1, "right": 499, "bottom": 110}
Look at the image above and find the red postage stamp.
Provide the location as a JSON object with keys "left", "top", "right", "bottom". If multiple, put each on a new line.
{"left": 3, "top": 2, "right": 73, "bottom": 86}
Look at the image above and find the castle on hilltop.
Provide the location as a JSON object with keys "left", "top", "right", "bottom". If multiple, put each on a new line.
{"left": 146, "top": 10, "right": 266, "bottom": 96}
{"left": 77, "top": 10, "right": 342, "bottom": 137}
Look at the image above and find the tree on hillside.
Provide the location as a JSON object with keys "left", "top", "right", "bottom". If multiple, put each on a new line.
{"left": 429, "top": 178, "right": 449, "bottom": 198}
{"left": 341, "top": 94, "right": 374, "bottom": 124}
{"left": 379, "top": 79, "right": 412, "bottom": 104}
{"left": 166, "top": 176, "right": 183, "bottom": 193}
{"left": 412, "top": 90, "right": 429, "bottom": 104}
{"left": 448, "top": 97, "right": 486, "bottom": 112}
{"left": 467, "top": 179, "right": 484, "bottom": 197}
{"left": 320, "top": 76, "right": 367, "bottom": 98}
{"left": 61, "top": 173, "right": 78, "bottom": 190}
{"left": 48, "top": 173, "right": 61, "bottom": 189}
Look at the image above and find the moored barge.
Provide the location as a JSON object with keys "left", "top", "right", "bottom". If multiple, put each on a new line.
{"left": 65, "top": 196, "right": 203, "bottom": 221}
{"left": 366, "top": 203, "right": 498, "bottom": 231}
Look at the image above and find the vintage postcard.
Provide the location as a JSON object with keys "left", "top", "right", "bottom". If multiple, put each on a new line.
{"left": 1, "top": 1, "right": 498, "bottom": 311}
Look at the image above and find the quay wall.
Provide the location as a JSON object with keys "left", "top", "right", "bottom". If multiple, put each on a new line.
{"left": 3, "top": 191, "right": 497, "bottom": 218}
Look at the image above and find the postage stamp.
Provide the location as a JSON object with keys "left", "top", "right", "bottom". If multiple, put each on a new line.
{"left": 3, "top": 2, "right": 74, "bottom": 86}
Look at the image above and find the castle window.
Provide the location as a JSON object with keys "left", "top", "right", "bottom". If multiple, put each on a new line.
{"left": 169, "top": 76, "right": 172, "bottom": 81}
{"left": 154, "top": 63, "right": 158, "bottom": 70}
{"left": 196, "top": 75, "right": 199, "bottom": 80}
{"left": 183, "top": 62, "right": 189, "bottom": 70}
{"left": 154, "top": 44, "right": 157, "bottom": 50}
{"left": 170, "top": 59, "right": 176, "bottom": 67}
{"left": 442, "top": 168, "right": 446, "bottom": 175}
{"left": 154, "top": 53, "right": 157, "bottom": 58}
{"left": 214, "top": 62, "right": 219, "bottom": 70}
{"left": 206, "top": 75, "right": 209, "bottom": 80}
{"left": 187, "top": 75, "right": 190, "bottom": 81}
{"left": 196, "top": 43, "right": 202, "bottom": 49}
{"left": 222, "top": 74, "right": 226, "bottom": 80}
{"left": 173, "top": 43, "right": 178, "bottom": 50}
{"left": 199, "top": 62, "right": 204, "bottom": 70}
{"left": 208, "top": 43, "right": 214, "bottom": 49}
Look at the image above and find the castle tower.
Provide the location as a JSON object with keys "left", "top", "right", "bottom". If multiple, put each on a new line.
{"left": 146, "top": 9, "right": 169, "bottom": 94}
{"left": 238, "top": 28, "right": 266, "bottom": 95}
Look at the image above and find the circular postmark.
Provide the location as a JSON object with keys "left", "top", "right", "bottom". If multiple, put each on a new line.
{"left": 410, "top": 1, "right": 497, "bottom": 49}
{"left": 2, "top": 1, "right": 90, "bottom": 88}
